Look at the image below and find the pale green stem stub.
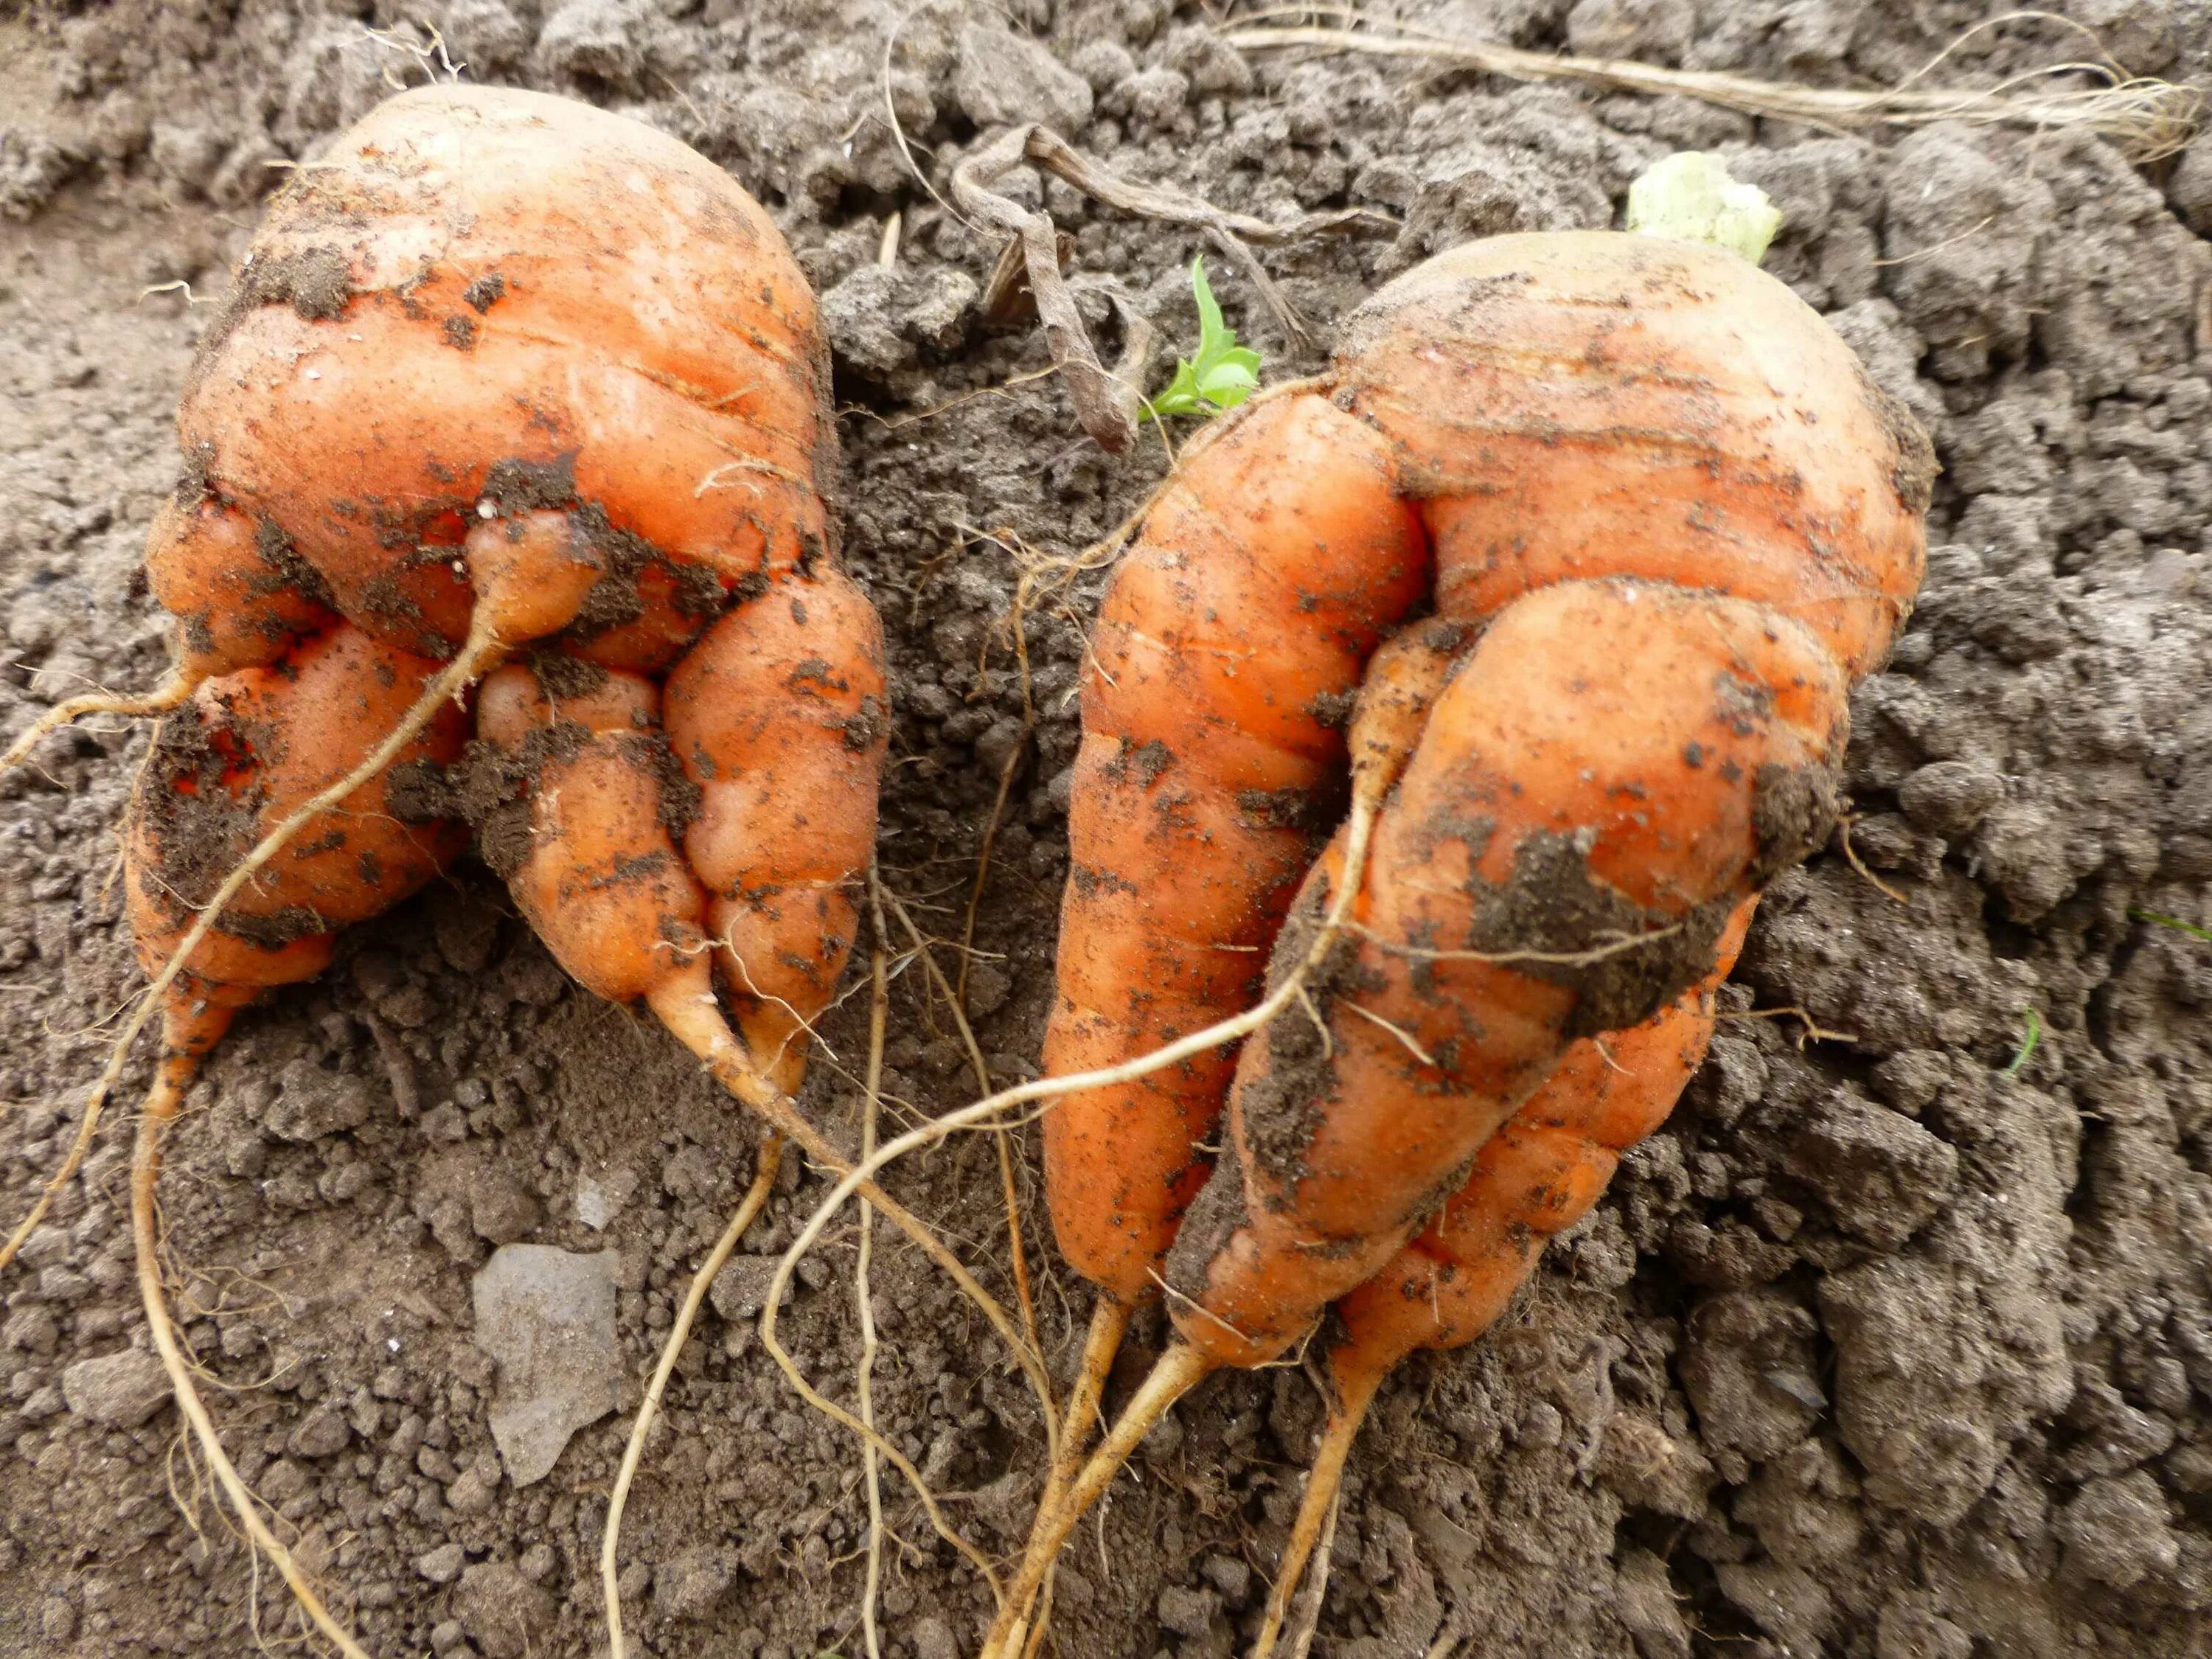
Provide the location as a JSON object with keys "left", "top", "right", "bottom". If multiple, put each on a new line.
{"left": 1626, "top": 151, "right": 1784, "bottom": 265}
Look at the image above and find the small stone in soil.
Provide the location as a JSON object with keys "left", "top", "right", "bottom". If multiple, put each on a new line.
{"left": 60, "top": 1346, "right": 168, "bottom": 1428}
{"left": 454, "top": 1560, "right": 556, "bottom": 1659}
{"left": 471, "top": 1243, "right": 622, "bottom": 1486}
{"left": 286, "top": 1403, "right": 350, "bottom": 1459}
{"left": 265, "top": 1060, "right": 375, "bottom": 1142}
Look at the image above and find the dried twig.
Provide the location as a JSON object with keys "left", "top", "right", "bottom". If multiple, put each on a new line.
{"left": 1716, "top": 1004, "right": 1858, "bottom": 1046}
{"left": 1222, "top": 8, "right": 2201, "bottom": 161}
{"left": 951, "top": 125, "right": 1385, "bottom": 451}
{"left": 955, "top": 127, "right": 1138, "bottom": 451}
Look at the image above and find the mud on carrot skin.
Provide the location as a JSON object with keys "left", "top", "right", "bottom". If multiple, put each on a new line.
{"left": 3, "top": 83, "right": 907, "bottom": 1658}
{"left": 995, "top": 162, "right": 1932, "bottom": 1659}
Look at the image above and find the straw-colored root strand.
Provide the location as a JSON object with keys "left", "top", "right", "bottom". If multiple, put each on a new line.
{"left": 1, "top": 676, "right": 196, "bottom": 774}
{"left": 646, "top": 982, "right": 1015, "bottom": 1595}
{"left": 982, "top": 1341, "right": 1217, "bottom": 1659}
{"left": 133, "top": 1050, "right": 372, "bottom": 1659}
{"left": 1042, "top": 1298, "right": 1132, "bottom": 1517}
{"left": 3, "top": 623, "right": 501, "bottom": 1285}
{"left": 1016, "top": 1296, "right": 1135, "bottom": 1659}
{"left": 646, "top": 980, "right": 1051, "bottom": 1413}
{"left": 603, "top": 1131, "right": 783, "bottom": 1659}
{"left": 1251, "top": 1371, "right": 1382, "bottom": 1659}
{"left": 0, "top": 1039, "right": 128, "bottom": 1276}
{"left": 856, "top": 901, "right": 891, "bottom": 1659}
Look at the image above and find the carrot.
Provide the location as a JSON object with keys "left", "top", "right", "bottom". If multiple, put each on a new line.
{"left": 992, "top": 223, "right": 1932, "bottom": 1656}
{"left": 1248, "top": 900, "right": 1755, "bottom": 1656}
{"left": 666, "top": 570, "right": 887, "bottom": 1094}
{"left": 1, "top": 83, "right": 931, "bottom": 1656}
{"left": 121, "top": 626, "right": 472, "bottom": 1659}
{"left": 1037, "top": 393, "right": 1428, "bottom": 1486}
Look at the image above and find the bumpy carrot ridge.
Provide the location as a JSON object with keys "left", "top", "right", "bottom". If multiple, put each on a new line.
{"left": 1248, "top": 905, "right": 1754, "bottom": 1657}
{"left": 27, "top": 84, "right": 888, "bottom": 1658}
{"left": 1003, "top": 228, "right": 1932, "bottom": 1655}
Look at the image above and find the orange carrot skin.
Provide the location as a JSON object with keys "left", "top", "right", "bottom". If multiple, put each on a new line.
{"left": 1328, "top": 899, "right": 1756, "bottom": 1394}
{"left": 144, "top": 493, "right": 335, "bottom": 684}
{"left": 123, "top": 625, "right": 471, "bottom": 1012}
{"left": 1340, "top": 233, "right": 1926, "bottom": 679}
{"left": 170, "top": 83, "right": 832, "bottom": 669}
{"left": 477, "top": 663, "right": 712, "bottom": 1009}
{"left": 1166, "top": 580, "right": 1849, "bottom": 1366}
{"left": 666, "top": 571, "right": 887, "bottom": 1095}
{"left": 123, "top": 85, "right": 880, "bottom": 1113}
{"left": 1043, "top": 394, "right": 1430, "bottom": 1307}
{"left": 1125, "top": 234, "right": 1929, "bottom": 1371}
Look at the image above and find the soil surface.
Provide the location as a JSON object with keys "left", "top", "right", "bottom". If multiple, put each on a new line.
{"left": 4, "top": 3, "right": 2212, "bottom": 1658}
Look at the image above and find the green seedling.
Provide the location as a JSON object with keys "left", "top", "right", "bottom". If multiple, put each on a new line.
{"left": 2129, "top": 906, "right": 2212, "bottom": 941}
{"left": 1627, "top": 151, "right": 1784, "bottom": 265}
{"left": 1150, "top": 256, "right": 1261, "bottom": 419}
{"left": 2002, "top": 1008, "right": 2043, "bottom": 1077}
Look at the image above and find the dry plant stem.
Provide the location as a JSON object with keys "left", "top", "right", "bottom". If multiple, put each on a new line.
{"left": 954, "top": 125, "right": 1135, "bottom": 453}
{"left": 133, "top": 1048, "right": 372, "bottom": 1659}
{"left": 0, "top": 620, "right": 501, "bottom": 1278}
{"left": 0, "top": 675, "right": 195, "bottom": 773}
{"left": 1017, "top": 127, "right": 1384, "bottom": 329}
{"left": 1251, "top": 1368, "right": 1385, "bottom": 1659}
{"left": 602, "top": 1131, "right": 783, "bottom": 1659}
{"left": 984, "top": 1343, "right": 1220, "bottom": 1659}
{"left": 952, "top": 125, "right": 1382, "bottom": 451}
{"left": 646, "top": 983, "right": 1023, "bottom": 1600}
{"left": 1222, "top": 13, "right": 2202, "bottom": 160}
{"left": 883, "top": 882, "right": 1048, "bottom": 1417}
{"left": 858, "top": 869, "right": 892, "bottom": 1659}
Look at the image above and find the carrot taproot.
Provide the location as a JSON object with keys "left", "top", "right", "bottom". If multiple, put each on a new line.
{"left": 0, "top": 83, "right": 931, "bottom": 1656}
{"left": 1037, "top": 394, "right": 1429, "bottom": 1488}
{"left": 1248, "top": 900, "right": 1754, "bottom": 1657}
{"left": 121, "top": 625, "right": 472, "bottom": 1659}
{"left": 992, "top": 226, "right": 1931, "bottom": 1657}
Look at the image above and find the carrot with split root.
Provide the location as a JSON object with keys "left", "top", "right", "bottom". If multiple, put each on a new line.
{"left": 10, "top": 81, "right": 914, "bottom": 1658}
{"left": 122, "top": 625, "right": 471, "bottom": 1659}
{"left": 990, "top": 203, "right": 1930, "bottom": 1657}
{"left": 1249, "top": 903, "right": 1754, "bottom": 1658}
{"left": 1035, "top": 394, "right": 1430, "bottom": 1517}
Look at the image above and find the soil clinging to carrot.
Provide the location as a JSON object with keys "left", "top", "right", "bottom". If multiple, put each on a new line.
{"left": 3, "top": 2, "right": 2211, "bottom": 1657}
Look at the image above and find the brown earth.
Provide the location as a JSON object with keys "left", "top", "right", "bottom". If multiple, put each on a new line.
{"left": 3, "top": 3, "right": 2211, "bottom": 1657}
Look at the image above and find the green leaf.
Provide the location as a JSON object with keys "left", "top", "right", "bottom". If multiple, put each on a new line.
{"left": 2129, "top": 906, "right": 2212, "bottom": 941}
{"left": 2001, "top": 1008, "right": 2042, "bottom": 1077}
{"left": 1197, "top": 350, "right": 1259, "bottom": 404}
{"left": 1151, "top": 361, "right": 1203, "bottom": 417}
{"left": 1192, "top": 252, "right": 1228, "bottom": 343}
{"left": 1150, "top": 256, "right": 1265, "bottom": 420}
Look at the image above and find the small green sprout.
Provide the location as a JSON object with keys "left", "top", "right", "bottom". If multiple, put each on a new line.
{"left": 2002, "top": 1008, "right": 2043, "bottom": 1077}
{"left": 1626, "top": 152, "right": 1784, "bottom": 266}
{"left": 1150, "top": 257, "right": 1262, "bottom": 419}
{"left": 2129, "top": 906, "right": 2212, "bottom": 941}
